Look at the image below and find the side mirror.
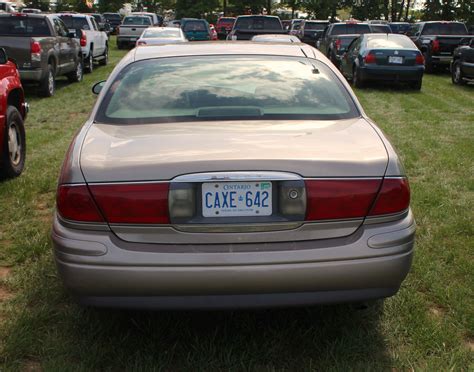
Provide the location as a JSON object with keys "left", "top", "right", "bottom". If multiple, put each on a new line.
{"left": 0, "top": 48, "right": 7, "bottom": 64}
{"left": 92, "top": 80, "right": 106, "bottom": 95}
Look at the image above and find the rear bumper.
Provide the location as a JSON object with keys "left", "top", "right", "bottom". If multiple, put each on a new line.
{"left": 431, "top": 55, "right": 453, "bottom": 65}
{"left": 52, "top": 211, "right": 415, "bottom": 309}
{"left": 117, "top": 36, "right": 139, "bottom": 46}
{"left": 360, "top": 66, "right": 424, "bottom": 82}
{"left": 19, "top": 69, "right": 43, "bottom": 81}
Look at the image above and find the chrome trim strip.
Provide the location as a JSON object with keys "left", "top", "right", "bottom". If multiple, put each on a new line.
{"left": 174, "top": 222, "right": 303, "bottom": 233}
{"left": 363, "top": 210, "right": 409, "bottom": 225}
{"left": 57, "top": 214, "right": 110, "bottom": 231}
{"left": 172, "top": 171, "right": 302, "bottom": 182}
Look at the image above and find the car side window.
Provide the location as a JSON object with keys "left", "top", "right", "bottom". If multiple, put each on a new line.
{"left": 53, "top": 18, "right": 68, "bottom": 37}
{"left": 347, "top": 38, "right": 358, "bottom": 54}
{"left": 91, "top": 17, "right": 99, "bottom": 31}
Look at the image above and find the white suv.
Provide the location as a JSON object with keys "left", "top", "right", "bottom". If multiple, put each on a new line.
{"left": 57, "top": 14, "right": 108, "bottom": 73}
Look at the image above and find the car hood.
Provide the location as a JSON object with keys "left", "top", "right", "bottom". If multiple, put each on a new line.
{"left": 80, "top": 118, "right": 388, "bottom": 182}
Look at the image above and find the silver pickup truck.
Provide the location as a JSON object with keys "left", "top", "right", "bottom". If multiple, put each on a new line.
{"left": 117, "top": 15, "right": 152, "bottom": 49}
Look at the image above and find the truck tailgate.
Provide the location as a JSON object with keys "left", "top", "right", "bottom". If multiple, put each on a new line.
{"left": 119, "top": 25, "right": 149, "bottom": 37}
{"left": 0, "top": 37, "right": 32, "bottom": 67}
{"left": 437, "top": 35, "right": 473, "bottom": 54}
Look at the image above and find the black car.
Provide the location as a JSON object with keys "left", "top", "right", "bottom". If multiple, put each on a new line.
{"left": 103, "top": 12, "right": 122, "bottom": 34}
{"left": 227, "top": 15, "right": 284, "bottom": 40}
{"left": 88, "top": 13, "right": 111, "bottom": 35}
{"left": 451, "top": 38, "right": 474, "bottom": 85}
{"left": 389, "top": 22, "right": 411, "bottom": 34}
{"left": 298, "top": 20, "right": 329, "bottom": 45}
{"left": 368, "top": 24, "right": 392, "bottom": 33}
{"left": 340, "top": 33, "right": 425, "bottom": 89}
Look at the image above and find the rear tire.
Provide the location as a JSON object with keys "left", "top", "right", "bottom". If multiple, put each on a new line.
{"left": 67, "top": 57, "right": 84, "bottom": 83}
{"left": 451, "top": 60, "right": 466, "bottom": 85}
{"left": 352, "top": 66, "right": 364, "bottom": 89}
{"left": 99, "top": 45, "right": 108, "bottom": 66}
{"left": 423, "top": 52, "right": 434, "bottom": 73}
{"left": 38, "top": 64, "right": 55, "bottom": 97}
{"left": 85, "top": 52, "right": 94, "bottom": 73}
{"left": 0, "top": 106, "right": 26, "bottom": 179}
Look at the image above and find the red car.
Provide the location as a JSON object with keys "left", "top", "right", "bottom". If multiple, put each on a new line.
{"left": 215, "top": 17, "right": 235, "bottom": 39}
{"left": 0, "top": 48, "right": 27, "bottom": 179}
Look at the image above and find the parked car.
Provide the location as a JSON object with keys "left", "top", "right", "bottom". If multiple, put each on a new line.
{"left": 57, "top": 14, "right": 108, "bottom": 73}
{"left": 368, "top": 24, "right": 392, "bottom": 33}
{"left": 54, "top": 42, "right": 415, "bottom": 309}
{"left": 451, "top": 38, "right": 474, "bottom": 85}
{"left": 0, "top": 1, "right": 15, "bottom": 12}
{"left": 0, "top": 48, "right": 27, "bottom": 179}
{"left": 0, "top": 13, "right": 83, "bottom": 97}
{"left": 281, "top": 19, "right": 291, "bottom": 31}
{"left": 215, "top": 17, "right": 235, "bottom": 39}
{"left": 136, "top": 27, "right": 187, "bottom": 46}
{"left": 117, "top": 15, "right": 152, "bottom": 49}
{"left": 181, "top": 18, "right": 211, "bottom": 41}
{"left": 87, "top": 13, "right": 111, "bottom": 36}
{"left": 389, "top": 22, "right": 410, "bottom": 34}
{"left": 209, "top": 24, "right": 218, "bottom": 40}
{"left": 103, "top": 12, "right": 121, "bottom": 34}
{"left": 340, "top": 33, "right": 425, "bottom": 89}
{"left": 318, "top": 22, "right": 371, "bottom": 57}
{"left": 131, "top": 12, "right": 160, "bottom": 26}
{"left": 297, "top": 20, "right": 330, "bottom": 45}
{"left": 251, "top": 34, "right": 300, "bottom": 43}
{"left": 166, "top": 19, "right": 181, "bottom": 28}
{"left": 288, "top": 19, "right": 302, "bottom": 36}
{"left": 21, "top": 8, "right": 41, "bottom": 14}
{"left": 227, "top": 15, "right": 285, "bottom": 40}
{"left": 407, "top": 21, "right": 473, "bottom": 72}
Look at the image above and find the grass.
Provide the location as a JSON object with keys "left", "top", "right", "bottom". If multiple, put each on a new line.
{"left": 0, "top": 39, "right": 473, "bottom": 370}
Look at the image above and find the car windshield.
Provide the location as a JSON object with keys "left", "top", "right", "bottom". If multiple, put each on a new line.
{"left": 144, "top": 28, "right": 181, "bottom": 38}
{"left": 0, "top": 16, "right": 50, "bottom": 36}
{"left": 183, "top": 21, "right": 206, "bottom": 32}
{"left": 421, "top": 23, "right": 467, "bottom": 35}
{"left": 96, "top": 56, "right": 359, "bottom": 124}
{"left": 367, "top": 35, "right": 416, "bottom": 49}
{"left": 235, "top": 17, "right": 282, "bottom": 30}
{"left": 305, "top": 23, "right": 327, "bottom": 30}
{"left": 59, "top": 16, "right": 89, "bottom": 30}
{"left": 123, "top": 16, "right": 151, "bottom": 25}
{"left": 331, "top": 24, "right": 370, "bottom": 35}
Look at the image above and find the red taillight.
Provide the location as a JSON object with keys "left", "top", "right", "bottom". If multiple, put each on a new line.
{"left": 89, "top": 183, "right": 170, "bottom": 224}
{"left": 364, "top": 52, "right": 376, "bottom": 64}
{"left": 305, "top": 179, "right": 381, "bottom": 221}
{"left": 80, "top": 31, "right": 87, "bottom": 47}
{"left": 137, "top": 40, "right": 147, "bottom": 46}
{"left": 31, "top": 41, "right": 41, "bottom": 54}
{"left": 335, "top": 38, "right": 342, "bottom": 51}
{"left": 116, "top": 26, "right": 120, "bottom": 35}
{"left": 369, "top": 178, "right": 410, "bottom": 216}
{"left": 415, "top": 53, "right": 424, "bottom": 65}
{"left": 57, "top": 184, "right": 104, "bottom": 222}
{"left": 432, "top": 39, "right": 440, "bottom": 53}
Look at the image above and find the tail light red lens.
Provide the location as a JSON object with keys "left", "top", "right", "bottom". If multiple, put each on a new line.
{"left": 369, "top": 178, "right": 410, "bottom": 216}
{"left": 57, "top": 185, "right": 104, "bottom": 222}
{"left": 137, "top": 40, "right": 147, "bottom": 46}
{"left": 80, "top": 31, "right": 87, "bottom": 47}
{"left": 335, "top": 38, "right": 341, "bottom": 50}
{"left": 305, "top": 179, "right": 381, "bottom": 221}
{"left": 31, "top": 41, "right": 41, "bottom": 54}
{"left": 89, "top": 183, "right": 170, "bottom": 224}
{"left": 415, "top": 53, "right": 424, "bottom": 65}
{"left": 432, "top": 39, "right": 440, "bottom": 53}
{"left": 364, "top": 52, "right": 376, "bottom": 64}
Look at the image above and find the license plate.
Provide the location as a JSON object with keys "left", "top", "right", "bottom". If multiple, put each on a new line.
{"left": 202, "top": 182, "right": 272, "bottom": 217}
{"left": 388, "top": 56, "right": 403, "bottom": 64}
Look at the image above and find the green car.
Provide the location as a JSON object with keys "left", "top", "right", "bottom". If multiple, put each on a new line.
{"left": 181, "top": 18, "right": 211, "bottom": 41}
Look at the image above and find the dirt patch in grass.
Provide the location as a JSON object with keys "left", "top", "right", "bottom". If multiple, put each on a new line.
{"left": 0, "top": 286, "right": 13, "bottom": 301}
{"left": 465, "top": 337, "right": 474, "bottom": 352}
{"left": 23, "top": 360, "right": 42, "bottom": 372}
{"left": 429, "top": 305, "right": 446, "bottom": 319}
{"left": 0, "top": 267, "right": 11, "bottom": 280}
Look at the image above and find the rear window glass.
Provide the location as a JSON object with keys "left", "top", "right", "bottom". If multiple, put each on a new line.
{"left": 123, "top": 16, "right": 151, "bottom": 25}
{"left": 331, "top": 24, "right": 370, "bottom": 35}
{"left": 183, "top": 21, "right": 207, "bottom": 32}
{"left": 0, "top": 16, "right": 50, "bottom": 36}
{"left": 96, "top": 56, "right": 359, "bottom": 124}
{"left": 59, "top": 16, "right": 89, "bottom": 30}
{"left": 369, "top": 25, "right": 391, "bottom": 33}
{"left": 218, "top": 18, "right": 235, "bottom": 23}
{"left": 389, "top": 23, "right": 410, "bottom": 33}
{"left": 421, "top": 23, "right": 467, "bottom": 35}
{"left": 305, "top": 22, "right": 327, "bottom": 31}
{"left": 104, "top": 14, "right": 121, "bottom": 20}
{"left": 367, "top": 35, "right": 416, "bottom": 49}
{"left": 143, "top": 28, "right": 181, "bottom": 38}
{"left": 235, "top": 17, "right": 282, "bottom": 31}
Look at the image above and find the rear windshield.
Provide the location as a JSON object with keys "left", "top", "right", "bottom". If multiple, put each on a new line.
{"left": 0, "top": 16, "right": 51, "bottom": 36}
{"left": 183, "top": 21, "right": 207, "bottom": 32}
{"left": 123, "top": 16, "right": 151, "bottom": 26}
{"left": 389, "top": 23, "right": 410, "bottom": 33}
{"left": 59, "top": 16, "right": 89, "bottom": 30}
{"left": 143, "top": 28, "right": 181, "bottom": 38}
{"left": 370, "top": 25, "right": 391, "bottom": 33}
{"left": 218, "top": 18, "right": 235, "bottom": 24}
{"left": 235, "top": 17, "right": 282, "bottom": 31}
{"left": 367, "top": 35, "right": 416, "bottom": 49}
{"left": 331, "top": 24, "right": 370, "bottom": 35}
{"left": 104, "top": 14, "right": 121, "bottom": 20}
{"left": 305, "top": 22, "right": 327, "bottom": 31}
{"left": 421, "top": 22, "right": 468, "bottom": 35}
{"left": 96, "top": 56, "right": 359, "bottom": 124}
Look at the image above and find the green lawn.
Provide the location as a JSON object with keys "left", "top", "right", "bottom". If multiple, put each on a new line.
{"left": 0, "top": 40, "right": 473, "bottom": 370}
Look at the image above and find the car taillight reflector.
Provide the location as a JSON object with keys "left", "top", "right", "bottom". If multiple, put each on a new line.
{"left": 369, "top": 178, "right": 410, "bottom": 216}
{"left": 415, "top": 53, "right": 424, "bottom": 65}
{"left": 57, "top": 184, "right": 104, "bottom": 222}
{"left": 137, "top": 40, "right": 147, "bottom": 46}
{"left": 335, "top": 38, "right": 342, "bottom": 50}
{"left": 364, "top": 52, "right": 376, "bottom": 64}
{"left": 80, "top": 31, "right": 87, "bottom": 47}
{"left": 432, "top": 39, "right": 440, "bottom": 53}
{"left": 89, "top": 183, "right": 170, "bottom": 224}
{"left": 305, "top": 179, "right": 381, "bottom": 221}
{"left": 31, "top": 41, "right": 41, "bottom": 54}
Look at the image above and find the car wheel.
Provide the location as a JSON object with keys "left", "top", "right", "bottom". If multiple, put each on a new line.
{"left": 67, "top": 57, "right": 84, "bottom": 83}
{"left": 352, "top": 66, "right": 364, "bottom": 89}
{"left": 85, "top": 52, "right": 94, "bottom": 73}
{"left": 423, "top": 52, "right": 434, "bottom": 73}
{"left": 99, "top": 46, "right": 108, "bottom": 66}
{"left": 451, "top": 60, "right": 466, "bottom": 85}
{"left": 38, "top": 64, "right": 55, "bottom": 97}
{"left": 410, "top": 79, "right": 422, "bottom": 90}
{"left": 0, "top": 106, "right": 26, "bottom": 179}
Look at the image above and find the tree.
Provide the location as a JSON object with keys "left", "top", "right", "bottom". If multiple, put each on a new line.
{"left": 175, "top": 0, "right": 220, "bottom": 18}
{"left": 97, "top": 0, "right": 124, "bottom": 13}
{"left": 24, "top": 0, "right": 50, "bottom": 11}
{"left": 284, "top": 0, "right": 302, "bottom": 18}
{"left": 302, "top": 0, "right": 339, "bottom": 20}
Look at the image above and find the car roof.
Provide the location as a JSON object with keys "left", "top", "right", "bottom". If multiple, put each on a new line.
{"left": 236, "top": 15, "right": 280, "bottom": 19}
{"left": 132, "top": 41, "right": 323, "bottom": 62}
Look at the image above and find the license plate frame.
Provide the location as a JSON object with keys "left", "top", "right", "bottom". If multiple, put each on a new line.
{"left": 202, "top": 182, "right": 273, "bottom": 218}
{"left": 388, "top": 56, "right": 403, "bottom": 64}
